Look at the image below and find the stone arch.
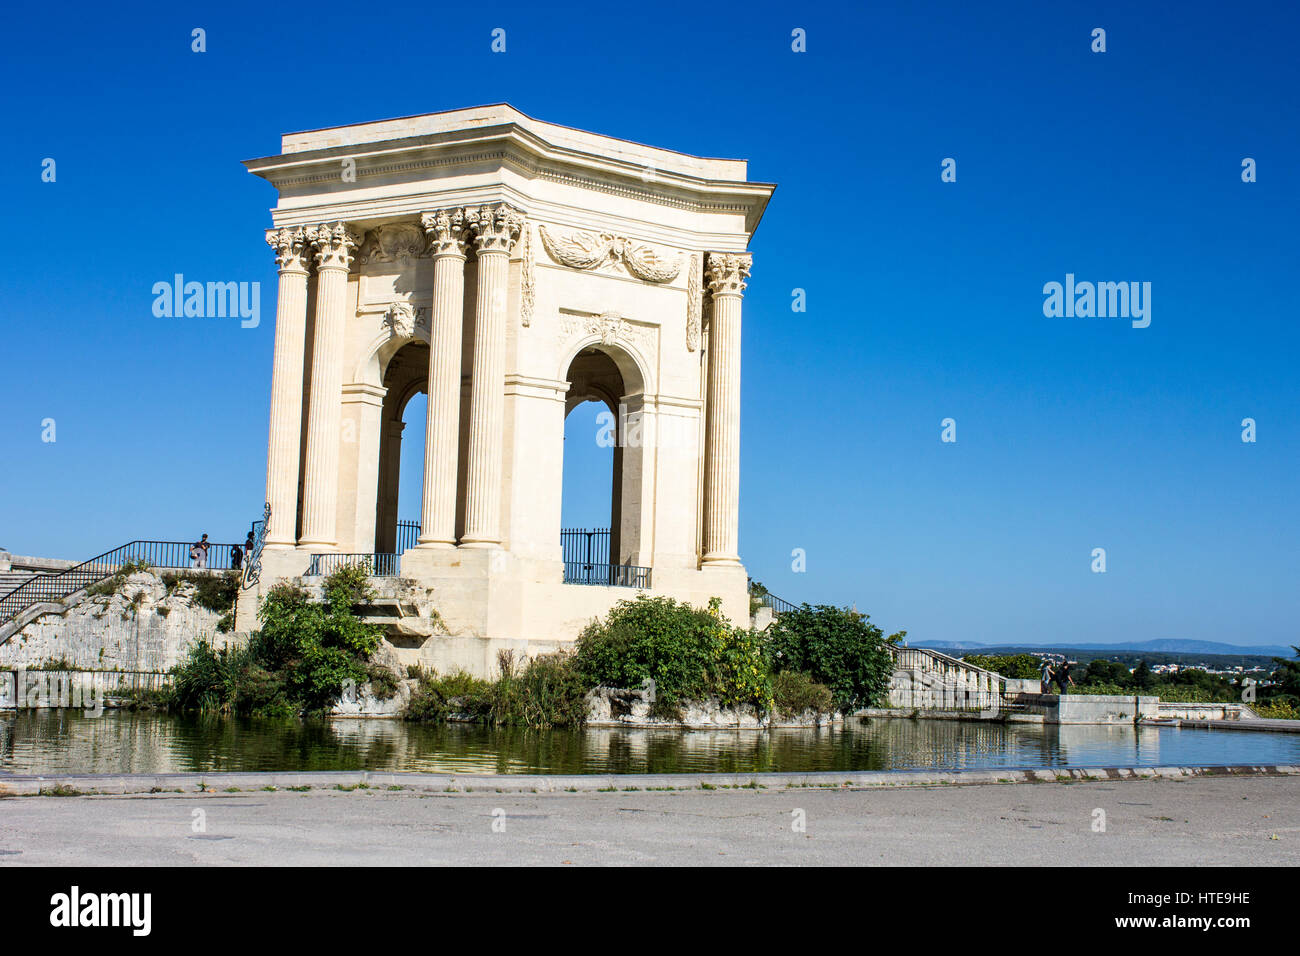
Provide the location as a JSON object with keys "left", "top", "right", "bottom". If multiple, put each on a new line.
{"left": 561, "top": 340, "right": 650, "bottom": 569}
{"left": 556, "top": 328, "right": 652, "bottom": 401}
{"left": 373, "top": 340, "right": 430, "bottom": 553}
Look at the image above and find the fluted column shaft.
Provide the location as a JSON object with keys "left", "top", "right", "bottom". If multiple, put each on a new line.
{"left": 460, "top": 203, "right": 522, "bottom": 548}
{"left": 263, "top": 227, "right": 311, "bottom": 548}
{"left": 298, "top": 223, "right": 359, "bottom": 550}
{"left": 418, "top": 209, "right": 470, "bottom": 547}
{"left": 702, "top": 253, "right": 751, "bottom": 566}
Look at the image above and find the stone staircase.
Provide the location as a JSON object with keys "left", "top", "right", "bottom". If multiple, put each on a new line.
{"left": 886, "top": 644, "right": 1009, "bottom": 712}
{"left": 0, "top": 570, "right": 41, "bottom": 595}
{"left": 747, "top": 583, "right": 1014, "bottom": 715}
{"left": 0, "top": 540, "right": 242, "bottom": 644}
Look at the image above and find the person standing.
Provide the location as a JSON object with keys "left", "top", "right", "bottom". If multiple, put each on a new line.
{"left": 1055, "top": 660, "right": 1075, "bottom": 695}
{"left": 191, "top": 533, "right": 210, "bottom": 569}
{"left": 1039, "top": 658, "right": 1055, "bottom": 694}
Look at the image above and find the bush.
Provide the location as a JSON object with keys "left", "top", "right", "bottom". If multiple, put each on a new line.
{"left": 963, "top": 653, "right": 1041, "bottom": 680}
{"left": 85, "top": 559, "right": 152, "bottom": 598}
{"left": 167, "top": 564, "right": 385, "bottom": 716}
{"left": 490, "top": 651, "right": 589, "bottom": 729}
{"left": 710, "top": 616, "right": 772, "bottom": 712}
{"left": 766, "top": 605, "right": 898, "bottom": 712}
{"left": 574, "top": 595, "right": 719, "bottom": 718}
{"left": 405, "top": 653, "right": 588, "bottom": 729}
{"left": 772, "top": 670, "right": 833, "bottom": 718}
{"left": 366, "top": 662, "right": 400, "bottom": 701}
{"left": 405, "top": 669, "right": 494, "bottom": 722}
{"left": 1253, "top": 700, "right": 1299, "bottom": 720}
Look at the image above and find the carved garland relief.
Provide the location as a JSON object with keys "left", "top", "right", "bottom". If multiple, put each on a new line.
{"left": 537, "top": 225, "right": 683, "bottom": 283}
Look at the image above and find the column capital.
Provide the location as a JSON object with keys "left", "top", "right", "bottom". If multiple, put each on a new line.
{"left": 704, "top": 252, "right": 752, "bottom": 297}
{"left": 466, "top": 202, "right": 523, "bottom": 255}
{"left": 266, "top": 226, "right": 311, "bottom": 274}
{"left": 420, "top": 207, "right": 472, "bottom": 259}
{"left": 307, "top": 221, "right": 362, "bottom": 271}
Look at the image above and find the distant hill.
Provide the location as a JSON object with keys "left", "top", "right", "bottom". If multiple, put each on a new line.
{"left": 917, "top": 639, "right": 1295, "bottom": 661}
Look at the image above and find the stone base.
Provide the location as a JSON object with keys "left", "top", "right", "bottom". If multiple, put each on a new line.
{"left": 237, "top": 546, "right": 750, "bottom": 679}
{"left": 1017, "top": 693, "right": 1161, "bottom": 724}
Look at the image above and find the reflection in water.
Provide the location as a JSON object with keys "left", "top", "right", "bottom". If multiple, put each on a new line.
{"left": 1, "top": 712, "right": 1296, "bottom": 776}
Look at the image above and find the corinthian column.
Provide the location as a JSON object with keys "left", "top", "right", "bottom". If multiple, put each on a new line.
{"left": 702, "top": 252, "right": 751, "bottom": 566}
{"left": 263, "top": 226, "right": 311, "bottom": 548}
{"left": 417, "top": 208, "right": 471, "bottom": 547}
{"left": 298, "top": 222, "right": 360, "bottom": 551}
{"left": 459, "top": 203, "right": 522, "bottom": 549}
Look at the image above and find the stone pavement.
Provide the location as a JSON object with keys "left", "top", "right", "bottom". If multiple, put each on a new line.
{"left": 1, "top": 772, "right": 1296, "bottom": 866}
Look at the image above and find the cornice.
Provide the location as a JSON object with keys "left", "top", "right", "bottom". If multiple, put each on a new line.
{"left": 245, "top": 123, "right": 775, "bottom": 236}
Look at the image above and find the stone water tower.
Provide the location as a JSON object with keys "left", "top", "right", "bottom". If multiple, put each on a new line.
{"left": 237, "top": 105, "right": 775, "bottom": 675}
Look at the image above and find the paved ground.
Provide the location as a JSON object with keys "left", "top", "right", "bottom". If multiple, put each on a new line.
{"left": 1, "top": 774, "right": 1296, "bottom": 866}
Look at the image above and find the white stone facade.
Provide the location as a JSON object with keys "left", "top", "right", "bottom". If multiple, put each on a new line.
{"left": 236, "top": 105, "right": 775, "bottom": 674}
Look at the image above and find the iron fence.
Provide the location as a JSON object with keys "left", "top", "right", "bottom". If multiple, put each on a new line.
{"left": 0, "top": 540, "right": 242, "bottom": 626}
{"left": 306, "top": 553, "right": 400, "bottom": 578}
{"left": 559, "top": 527, "right": 647, "bottom": 587}
{"left": 751, "top": 587, "right": 799, "bottom": 616}
{"left": 396, "top": 520, "right": 421, "bottom": 554}
{"left": 561, "top": 527, "right": 610, "bottom": 567}
{"left": 563, "top": 561, "right": 651, "bottom": 588}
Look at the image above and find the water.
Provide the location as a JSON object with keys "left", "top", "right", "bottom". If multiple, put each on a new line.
{"left": 2, "top": 711, "right": 1297, "bottom": 776}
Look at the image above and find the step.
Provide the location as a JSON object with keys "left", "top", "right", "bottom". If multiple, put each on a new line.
{"left": 0, "top": 571, "right": 40, "bottom": 595}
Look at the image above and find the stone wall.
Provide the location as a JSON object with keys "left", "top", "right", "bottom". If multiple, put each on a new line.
{"left": 1156, "top": 702, "right": 1255, "bottom": 721}
{"left": 585, "top": 685, "right": 840, "bottom": 729}
{"left": 0, "top": 570, "right": 238, "bottom": 673}
{"left": 1018, "top": 693, "right": 1160, "bottom": 724}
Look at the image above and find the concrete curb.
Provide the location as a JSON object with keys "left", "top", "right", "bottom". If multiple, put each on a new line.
{"left": 1170, "top": 718, "right": 1300, "bottom": 733}
{"left": 1, "top": 764, "right": 1297, "bottom": 797}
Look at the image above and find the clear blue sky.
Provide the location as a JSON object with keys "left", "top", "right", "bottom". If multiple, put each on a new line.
{"left": 2, "top": 1, "right": 1296, "bottom": 648}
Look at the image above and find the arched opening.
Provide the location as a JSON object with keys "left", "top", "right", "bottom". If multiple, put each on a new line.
{"left": 562, "top": 343, "right": 647, "bottom": 584}
{"left": 375, "top": 341, "right": 428, "bottom": 554}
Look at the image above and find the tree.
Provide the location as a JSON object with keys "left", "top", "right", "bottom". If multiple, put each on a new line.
{"left": 766, "top": 605, "right": 898, "bottom": 712}
{"left": 1132, "top": 660, "right": 1154, "bottom": 690}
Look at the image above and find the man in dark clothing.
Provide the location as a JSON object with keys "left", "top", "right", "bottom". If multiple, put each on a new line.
{"left": 190, "top": 533, "right": 210, "bottom": 569}
{"left": 231, "top": 545, "right": 243, "bottom": 571}
{"left": 1055, "top": 661, "right": 1075, "bottom": 694}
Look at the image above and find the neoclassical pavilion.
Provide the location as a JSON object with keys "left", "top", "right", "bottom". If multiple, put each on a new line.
{"left": 236, "top": 105, "right": 775, "bottom": 673}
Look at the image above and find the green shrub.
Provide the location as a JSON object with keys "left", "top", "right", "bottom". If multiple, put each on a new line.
{"left": 963, "top": 653, "right": 1041, "bottom": 680}
{"left": 190, "top": 572, "right": 240, "bottom": 613}
{"left": 574, "top": 595, "right": 719, "bottom": 718}
{"left": 772, "top": 670, "right": 833, "bottom": 718}
{"left": 1066, "top": 682, "right": 1232, "bottom": 703}
{"left": 766, "top": 605, "right": 898, "bottom": 712}
{"left": 1253, "top": 700, "right": 1299, "bottom": 720}
{"left": 167, "top": 564, "right": 385, "bottom": 716}
{"left": 405, "top": 669, "right": 494, "bottom": 722}
{"left": 85, "top": 559, "right": 152, "bottom": 598}
{"left": 710, "top": 616, "right": 772, "bottom": 712}
{"left": 366, "top": 661, "right": 400, "bottom": 701}
{"left": 490, "top": 651, "right": 589, "bottom": 729}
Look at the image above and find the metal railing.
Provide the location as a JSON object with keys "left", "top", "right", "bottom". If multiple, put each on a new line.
{"left": 750, "top": 587, "right": 799, "bottom": 616}
{"left": 0, "top": 540, "right": 241, "bottom": 626}
{"left": 306, "top": 553, "right": 400, "bottom": 578}
{"left": 560, "top": 527, "right": 648, "bottom": 588}
{"left": 563, "top": 561, "right": 651, "bottom": 588}
{"left": 396, "top": 520, "right": 421, "bottom": 554}
{"left": 562, "top": 527, "right": 611, "bottom": 567}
